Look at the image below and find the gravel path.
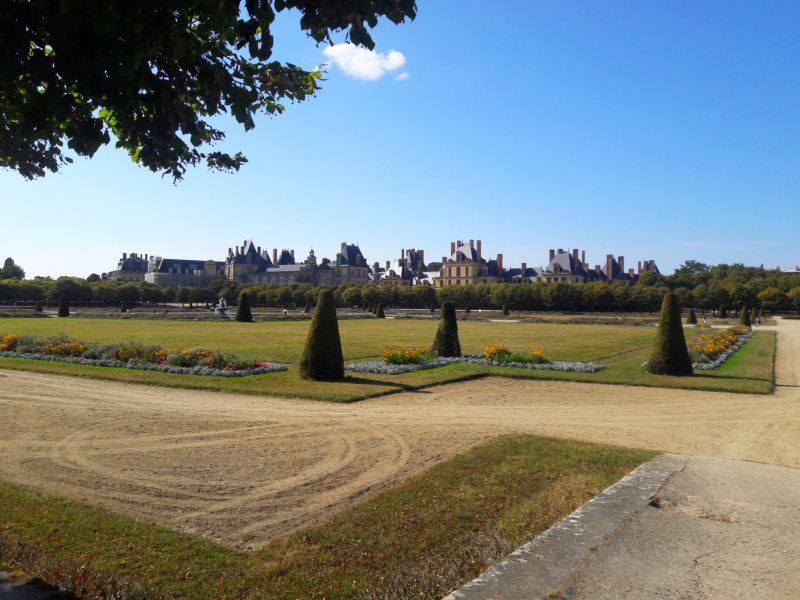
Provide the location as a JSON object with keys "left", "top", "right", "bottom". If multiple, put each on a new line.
{"left": 1, "top": 320, "right": 798, "bottom": 549}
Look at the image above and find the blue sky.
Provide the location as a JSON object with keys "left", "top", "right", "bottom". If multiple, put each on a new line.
{"left": 3, "top": 1, "right": 799, "bottom": 278}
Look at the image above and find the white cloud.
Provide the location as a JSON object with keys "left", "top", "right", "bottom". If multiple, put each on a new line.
{"left": 394, "top": 72, "right": 410, "bottom": 81}
{"left": 323, "top": 43, "right": 406, "bottom": 80}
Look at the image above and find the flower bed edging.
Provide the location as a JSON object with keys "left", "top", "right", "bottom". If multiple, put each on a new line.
{"left": 0, "top": 351, "right": 287, "bottom": 377}
{"left": 346, "top": 355, "right": 605, "bottom": 375}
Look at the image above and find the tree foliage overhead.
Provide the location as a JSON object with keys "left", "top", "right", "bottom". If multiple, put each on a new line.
{"left": 1, "top": 0, "right": 416, "bottom": 181}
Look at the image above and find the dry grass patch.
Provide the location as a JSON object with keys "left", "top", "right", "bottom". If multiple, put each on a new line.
{"left": 0, "top": 435, "right": 656, "bottom": 600}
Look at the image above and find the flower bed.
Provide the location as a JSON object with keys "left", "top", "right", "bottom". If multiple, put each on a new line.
{"left": 381, "top": 345, "right": 437, "bottom": 364}
{"left": 688, "top": 326, "right": 754, "bottom": 371}
{"left": 483, "top": 344, "right": 550, "bottom": 364}
{"left": 346, "top": 355, "right": 604, "bottom": 375}
{"left": 0, "top": 333, "right": 286, "bottom": 377}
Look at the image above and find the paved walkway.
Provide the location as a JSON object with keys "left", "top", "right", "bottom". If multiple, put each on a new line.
{"left": 447, "top": 319, "right": 800, "bottom": 599}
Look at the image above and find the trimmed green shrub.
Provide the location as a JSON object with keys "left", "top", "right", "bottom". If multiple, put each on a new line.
{"left": 686, "top": 307, "right": 697, "bottom": 324}
{"left": 719, "top": 304, "right": 728, "bottom": 318}
{"left": 303, "top": 300, "right": 311, "bottom": 314}
{"left": 751, "top": 307, "right": 758, "bottom": 321}
{"left": 740, "top": 306, "right": 751, "bottom": 327}
{"left": 34, "top": 300, "right": 43, "bottom": 313}
{"left": 57, "top": 294, "right": 70, "bottom": 318}
{"left": 464, "top": 303, "right": 470, "bottom": 313}
{"left": 502, "top": 303, "right": 509, "bottom": 316}
{"left": 376, "top": 303, "right": 386, "bottom": 318}
{"left": 235, "top": 292, "right": 253, "bottom": 322}
{"left": 299, "top": 290, "right": 344, "bottom": 381}
{"left": 432, "top": 301, "right": 461, "bottom": 357}
{"left": 647, "top": 292, "right": 693, "bottom": 376}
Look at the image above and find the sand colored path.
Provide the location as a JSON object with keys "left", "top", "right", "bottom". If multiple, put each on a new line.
{"left": 1, "top": 320, "right": 799, "bottom": 549}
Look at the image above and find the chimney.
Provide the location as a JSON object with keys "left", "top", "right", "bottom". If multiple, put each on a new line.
{"left": 419, "top": 250, "right": 425, "bottom": 264}
{"left": 497, "top": 253, "right": 503, "bottom": 272}
{"left": 629, "top": 268, "right": 635, "bottom": 278}
{"left": 476, "top": 240, "right": 482, "bottom": 260}
{"left": 470, "top": 239, "right": 474, "bottom": 249}
{"left": 442, "top": 256, "right": 447, "bottom": 263}
{"left": 637, "top": 260, "right": 642, "bottom": 275}
{"left": 290, "top": 249, "right": 295, "bottom": 260}
{"left": 595, "top": 265, "right": 602, "bottom": 276}
{"left": 273, "top": 249, "right": 277, "bottom": 264}
{"left": 373, "top": 261, "right": 379, "bottom": 272}
{"left": 122, "top": 252, "right": 127, "bottom": 260}
{"left": 401, "top": 248, "right": 405, "bottom": 260}
{"left": 257, "top": 246, "right": 261, "bottom": 255}
{"left": 573, "top": 248, "right": 579, "bottom": 264}
{"left": 583, "top": 260, "right": 589, "bottom": 274}
{"left": 650, "top": 260, "right": 656, "bottom": 271}
{"left": 606, "top": 254, "right": 614, "bottom": 280}
{"left": 235, "top": 246, "right": 239, "bottom": 255}
{"left": 557, "top": 248, "right": 563, "bottom": 254}
{"left": 450, "top": 242, "right": 456, "bottom": 255}
{"left": 582, "top": 250, "right": 586, "bottom": 265}
{"left": 549, "top": 249, "right": 555, "bottom": 262}
{"left": 617, "top": 256, "right": 623, "bottom": 272}
{"left": 243, "top": 239, "right": 247, "bottom": 249}
{"left": 145, "top": 254, "right": 148, "bottom": 261}
{"left": 386, "top": 260, "right": 390, "bottom": 270}
{"left": 521, "top": 262, "right": 527, "bottom": 277}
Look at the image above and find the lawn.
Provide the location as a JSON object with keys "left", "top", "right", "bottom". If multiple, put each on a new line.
{"left": 0, "top": 318, "right": 775, "bottom": 400}
{"left": 0, "top": 435, "right": 657, "bottom": 600}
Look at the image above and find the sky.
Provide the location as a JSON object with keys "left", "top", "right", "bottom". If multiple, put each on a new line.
{"left": 2, "top": 1, "right": 799, "bottom": 279}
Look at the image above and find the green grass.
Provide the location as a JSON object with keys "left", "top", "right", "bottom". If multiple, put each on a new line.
{"left": 0, "top": 435, "right": 657, "bottom": 600}
{"left": 0, "top": 319, "right": 775, "bottom": 400}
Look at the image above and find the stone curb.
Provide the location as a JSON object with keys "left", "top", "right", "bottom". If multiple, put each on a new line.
{"left": 444, "top": 453, "right": 687, "bottom": 600}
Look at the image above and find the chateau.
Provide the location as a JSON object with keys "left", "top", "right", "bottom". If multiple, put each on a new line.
{"left": 104, "top": 241, "right": 371, "bottom": 290}
{"left": 104, "top": 239, "right": 659, "bottom": 290}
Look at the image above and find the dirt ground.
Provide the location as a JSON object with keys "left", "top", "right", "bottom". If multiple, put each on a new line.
{"left": 2, "top": 320, "right": 799, "bottom": 549}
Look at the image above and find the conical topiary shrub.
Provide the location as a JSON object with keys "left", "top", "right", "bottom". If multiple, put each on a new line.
{"left": 432, "top": 301, "right": 461, "bottom": 357}
{"left": 303, "top": 300, "right": 311, "bottom": 314}
{"left": 299, "top": 290, "right": 344, "bottom": 381}
{"left": 647, "top": 292, "right": 693, "bottom": 375}
{"left": 34, "top": 300, "right": 43, "bottom": 313}
{"left": 750, "top": 307, "right": 758, "bottom": 322}
{"left": 740, "top": 306, "right": 751, "bottom": 328}
{"left": 719, "top": 304, "right": 728, "bottom": 318}
{"left": 236, "top": 292, "right": 253, "bottom": 322}
{"left": 57, "top": 294, "right": 70, "bottom": 317}
{"left": 376, "top": 303, "right": 386, "bottom": 318}
{"left": 502, "top": 303, "right": 509, "bottom": 316}
{"left": 686, "top": 307, "right": 697, "bottom": 324}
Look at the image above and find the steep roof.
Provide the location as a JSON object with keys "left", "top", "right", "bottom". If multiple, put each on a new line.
{"left": 276, "top": 250, "right": 295, "bottom": 265}
{"left": 150, "top": 258, "right": 222, "bottom": 274}
{"left": 449, "top": 243, "right": 481, "bottom": 263}
{"left": 504, "top": 266, "right": 541, "bottom": 282}
{"left": 228, "top": 240, "right": 269, "bottom": 266}
{"left": 337, "top": 243, "right": 368, "bottom": 267}
{"left": 543, "top": 250, "right": 582, "bottom": 275}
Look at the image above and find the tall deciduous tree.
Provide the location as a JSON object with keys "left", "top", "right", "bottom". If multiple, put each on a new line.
{"left": 1, "top": 258, "right": 25, "bottom": 280}
{"left": 1, "top": 1, "right": 416, "bottom": 181}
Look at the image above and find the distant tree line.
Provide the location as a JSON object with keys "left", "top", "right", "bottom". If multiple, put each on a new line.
{"left": 2, "top": 260, "right": 800, "bottom": 313}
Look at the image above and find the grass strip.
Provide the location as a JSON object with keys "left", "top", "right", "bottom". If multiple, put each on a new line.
{"left": 0, "top": 330, "right": 776, "bottom": 400}
{"left": 0, "top": 435, "right": 656, "bottom": 600}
